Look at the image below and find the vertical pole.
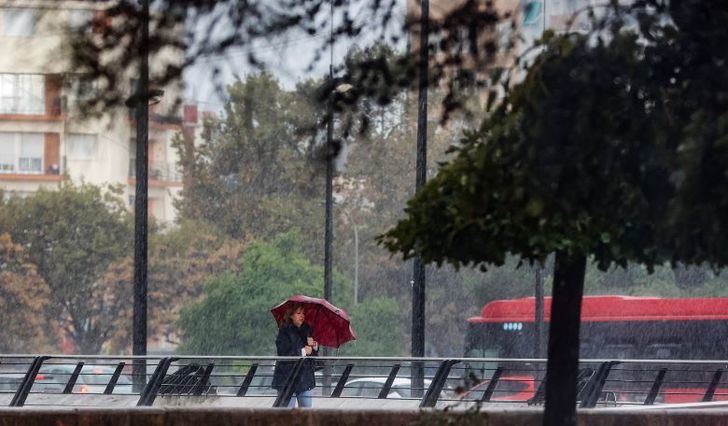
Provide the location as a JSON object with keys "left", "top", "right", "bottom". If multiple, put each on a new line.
{"left": 411, "top": 0, "right": 429, "bottom": 397}
{"left": 133, "top": 0, "right": 150, "bottom": 392}
{"left": 322, "top": 0, "right": 336, "bottom": 394}
{"left": 324, "top": 0, "right": 334, "bottom": 309}
{"left": 535, "top": 266, "right": 544, "bottom": 358}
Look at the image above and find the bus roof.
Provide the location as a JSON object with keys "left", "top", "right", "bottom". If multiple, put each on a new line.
{"left": 467, "top": 295, "right": 728, "bottom": 323}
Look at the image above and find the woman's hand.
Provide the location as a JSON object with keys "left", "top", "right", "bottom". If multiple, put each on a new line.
{"left": 304, "top": 345, "right": 313, "bottom": 355}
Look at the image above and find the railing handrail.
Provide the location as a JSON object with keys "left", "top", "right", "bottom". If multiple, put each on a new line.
{"left": 2, "top": 354, "right": 728, "bottom": 410}
{"left": 2, "top": 355, "right": 728, "bottom": 366}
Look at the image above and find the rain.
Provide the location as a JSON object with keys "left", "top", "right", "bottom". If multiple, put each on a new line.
{"left": 1, "top": 0, "right": 728, "bottom": 424}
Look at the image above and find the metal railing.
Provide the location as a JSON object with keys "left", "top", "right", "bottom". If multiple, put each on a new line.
{"left": 1, "top": 355, "right": 727, "bottom": 409}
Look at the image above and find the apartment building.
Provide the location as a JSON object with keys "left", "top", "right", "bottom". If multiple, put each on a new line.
{"left": 0, "top": 0, "right": 196, "bottom": 224}
{"left": 406, "top": 0, "right": 621, "bottom": 79}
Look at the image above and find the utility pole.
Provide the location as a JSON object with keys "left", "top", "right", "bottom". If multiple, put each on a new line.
{"left": 321, "top": 0, "right": 336, "bottom": 395}
{"left": 324, "top": 0, "right": 334, "bottom": 307}
{"left": 411, "top": 0, "right": 429, "bottom": 397}
{"left": 132, "top": 0, "right": 150, "bottom": 391}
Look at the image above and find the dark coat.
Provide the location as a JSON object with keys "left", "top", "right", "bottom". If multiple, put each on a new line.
{"left": 272, "top": 323, "right": 318, "bottom": 392}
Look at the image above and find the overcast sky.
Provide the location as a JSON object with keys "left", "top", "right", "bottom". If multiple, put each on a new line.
{"left": 183, "top": 1, "right": 408, "bottom": 113}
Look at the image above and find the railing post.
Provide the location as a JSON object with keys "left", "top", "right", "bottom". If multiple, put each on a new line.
{"left": 480, "top": 367, "right": 503, "bottom": 403}
{"left": 420, "top": 360, "right": 458, "bottom": 408}
{"left": 273, "top": 358, "right": 305, "bottom": 408}
{"left": 703, "top": 368, "right": 724, "bottom": 402}
{"left": 644, "top": 368, "right": 667, "bottom": 405}
{"left": 579, "top": 361, "right": 618, "bottom": 408}
{"left": 62, "top": 362, "right": 84, "bottom": 394}
{"left": 104, "top": 362, "right": 126, "bottom": 395}
{"left": 192, "top": 363, "right": 215, "bottom": 396}
{"left": 10, "top": 356, "right": 49, "bottom": 407}
{"left": 378, "top": 363, "right": 402, "bottom": 399}
{"left": 236, "top": 363, "right": 258, "bottom": 397}
{"left": 331, "top": 363, "right": 354, "bottom": 398}
{"left": 137, "top": 357, "right": 174, "bottom": 406}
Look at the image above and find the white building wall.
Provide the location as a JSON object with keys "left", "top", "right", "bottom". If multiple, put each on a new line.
{"left": 0, "top": 0, "right": 188, "bottom": 224}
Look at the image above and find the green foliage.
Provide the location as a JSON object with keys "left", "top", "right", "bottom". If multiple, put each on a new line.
{"left": 176, "top": 231, "right": 410, "bottom": 356}
{"left": 0, "top": 180, "right": 132, "bottom": 353}
{"left": 178, "top": 232, "right": 333, "bottom": 355}
{"left": 173, "top": 73, "right": 323, "bottom": 247}
{"left": 379, "top": 31, "right": 675, "bottom": 273}
{"left": 339, "top": 297, "right": 407, "bottom": 356}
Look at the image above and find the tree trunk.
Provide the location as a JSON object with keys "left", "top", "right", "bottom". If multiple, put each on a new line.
{"left": 534, "top": 265, "right": 545, "bottom": 358}
{"left": 542, "top": 251, "right": 587, "bottom": 426}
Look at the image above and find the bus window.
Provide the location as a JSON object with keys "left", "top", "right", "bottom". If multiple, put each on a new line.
{"left": 580, "top": 340, "right": 596, "bottom": 358}
{"left": 601, "top": 344, "right": 637, "bottom": 359}
{"left": 644, "top": 344, "right": 683, "bottom": 359}
{"left": 465, "top": 347, "right": 501, "bottom": 382}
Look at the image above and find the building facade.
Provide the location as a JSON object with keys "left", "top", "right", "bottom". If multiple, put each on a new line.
{"left": 0, "top": 0, "right": 195, "bottom": 224}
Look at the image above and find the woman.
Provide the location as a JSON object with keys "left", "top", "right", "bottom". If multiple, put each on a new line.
{"left": 272, "top": 303, "right": 318, "bottom": 407}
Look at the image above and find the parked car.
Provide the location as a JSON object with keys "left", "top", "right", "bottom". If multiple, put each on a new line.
{"left": 343, "top": 377, "right": 436, "bottom": 399}
{"left": 33, "top": 365, "right": 133, "bottom": 394}
{"left": 0, "top": 373, "right": 25, "bottom": 393}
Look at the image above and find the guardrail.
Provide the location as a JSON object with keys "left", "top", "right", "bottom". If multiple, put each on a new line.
{"left": 1, "top": 355, "right": 727, "bottom": 409}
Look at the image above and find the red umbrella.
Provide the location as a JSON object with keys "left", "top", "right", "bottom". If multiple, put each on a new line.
{"left": 271, "top": 294, "right": 356, "bottom": 348}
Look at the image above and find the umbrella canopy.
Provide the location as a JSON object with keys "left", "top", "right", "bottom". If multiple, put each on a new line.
{"left": 271, "top": 294, "right": 356, "bottom": 348}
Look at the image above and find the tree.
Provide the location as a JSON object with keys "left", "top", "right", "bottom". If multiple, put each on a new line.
{"left": 0, "top": 181, "right": 133, "bottom": 353}
{"left": 380, "top": 29, "right": 674, "bottom": 425}
{"left": 339, "top": 297, "right": 407, "bottom": 356}
{"left": 64, "top": 0, "right": 507, "bottom": 121}
{"left": 176, "top": 231, "right": 409, "bottom": 356}
{"left": 0, "top": 233, "right": 53, "bottom": 352}
{"left": 97, "top": 221, "right": 247, "bottom": 353}
{"left": 177, "top": 232, "right": 334, "bottom": 355}
{"left": 174, "top": 73, "right": 323, "bottom": 245}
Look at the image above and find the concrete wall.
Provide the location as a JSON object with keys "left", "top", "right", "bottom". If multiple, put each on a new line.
{"left": 0, "top": 408, "right": 727, "bottom": 426}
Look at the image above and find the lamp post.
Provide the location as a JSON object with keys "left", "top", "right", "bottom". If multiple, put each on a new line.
{"left": 127, "top": 0, "right": 163, "bottom": 391}
{"left": 412, "top": 0, "right": 429, "bottom": 398}
{"left": 131, "top": 0, "right": 150, "bottom": 392}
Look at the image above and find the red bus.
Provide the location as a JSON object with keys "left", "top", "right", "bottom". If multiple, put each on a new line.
{"left": 464, "top": 295, "right": 728, "bottom": 403}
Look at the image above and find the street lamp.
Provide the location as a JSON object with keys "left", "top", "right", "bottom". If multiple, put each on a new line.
{"left": 128, "top": 85, "right": 164, "bottom": 391}
{"left": 125, "top": 0, "right": 168, "bottom": 392}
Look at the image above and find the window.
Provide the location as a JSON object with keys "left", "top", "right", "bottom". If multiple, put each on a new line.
{"left": 601, "top": 343, "right": 637, "bottom": 359}
{"left": 644, "top": 344, "right": 683, "bottom": 360}
{"left": 68, "top": 9, "right": 93, "bottom": 32}
{"left": 340, "top": 382, "right": 363, "bottom": 397}
{"left": 69, "top": 75, "right": 96, "bottom": 101}
{"left": 0, "top": 132, "right": 44, "bottom": 174}
{"left": 67, "top": 133, "right": 97, "bottom": 159}
{"left": 359, "top": 381, "right": 383, "bottom": 398}
{"left": 0, "top": 134, "right": 14, "bottom": 172}
{"left": 18, "top": 134, "right": 42, "bottom": 172}
{"left": 0, "top": 74, "right": 45, "bottom": 114}
{"left": 3, "top": 8, "right": 36, "bottom": 37}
